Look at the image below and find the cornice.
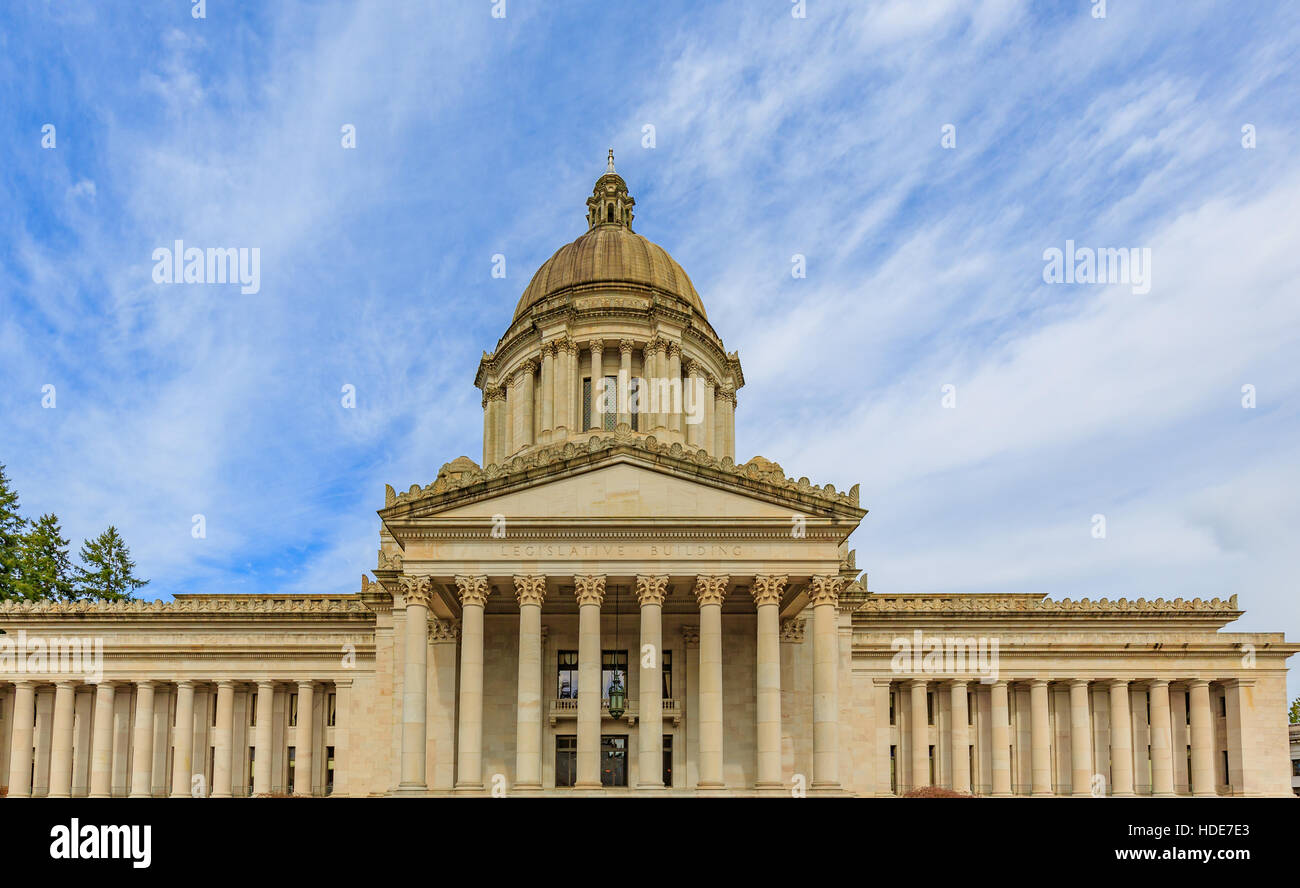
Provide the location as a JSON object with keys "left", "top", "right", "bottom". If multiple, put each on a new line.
{"left": 0, "top": 595, "right": 371, "bottom": 618}
{"left": 854, "top": 594, "right": 1242, "bottom": 615}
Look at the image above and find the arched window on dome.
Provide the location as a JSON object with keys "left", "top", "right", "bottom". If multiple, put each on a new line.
{"left": 607, "top": 205, "right": 615, "bottom": 223}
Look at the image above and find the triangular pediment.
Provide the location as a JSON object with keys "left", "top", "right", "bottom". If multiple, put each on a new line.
{"left": 378, "top": 438, "right": 864, "bottom": 528}
{"left": 434, "top": 460, "right": 799, "bottom": 521}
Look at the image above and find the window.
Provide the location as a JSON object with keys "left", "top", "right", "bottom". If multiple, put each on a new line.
{"left": 601, "top": 735, "right": 628, "bottom": 787}
{"left": 663, "top": 735, "right": 673, "bottom": 787}
{"left": 249, "top": 693, "right": 257, "bottom": 726}
{"left": 889, "top": 692, "right": 895, "bottom": 725}
{"left": 1219, "top": 696, "right": 1227, "bottom": 717}
{"left": 555, "top": 736, "right": 577, "bottom": 788}
{"left": 929, "top": 745, "right": 936, "bottom": 785}
{"left": 327, "top": 692, "right": 336, "bottom": 727}
{"left": 326, "top": 746, "right": 335, "bottom": 796}
{"left": 1292, "top": 760, "right": 1300, "bottom": 778}
{"left": 602, "top": 376, "right": 616, "bottom": 430}
{"left": 211, "top": 698, "right": 218, "bottom": 726}
{"left": 606, "top": 205, "right": 614, "bottom": 223}
{"left": 1221, "top": 750, "right": 1229, "bottom": 785}
{"left": 661, "top": 650, "right": 673, "bottom": 699}
{"left": 1186, "top": 692, "right": 1191, "bottom": 724}
{"left": 582, "top": 378, "right": 592, "bottom": 431}
{"left": 968, "top": 691, "right": 974, "bottom": 725}
{"left": 628, "top": 378, "right": 640, "bottom": 431}
{"left": 289, "top": 693, "right": 298, "bottom": 727}
{"left": 602, "top": 650, "right": 628, "bottom": 702}
{"left": 926, "top": 692, "right": 934, "bottom": 725}
{"left": 287, "top": 746, "right": 296, "bottom": 795}
{"left": 248, "top": 748, "right": 255, "bottom": 794}
{"left": 557, "top": 651, "right": 579, "bottom": 699}
{"left": 969, "top": 747, "right": 976, "bottom": 789}
{"left": 890, "top": 746, "right": 897, "bottom": 793}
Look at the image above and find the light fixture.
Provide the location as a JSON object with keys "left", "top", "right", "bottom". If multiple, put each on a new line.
{"left": 607, "top": 589, "right": 626, "bottom": 719}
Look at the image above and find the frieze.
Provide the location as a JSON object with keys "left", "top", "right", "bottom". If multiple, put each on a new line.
{"left": 854, "top": 594, "right": 1241, "bottom": 614}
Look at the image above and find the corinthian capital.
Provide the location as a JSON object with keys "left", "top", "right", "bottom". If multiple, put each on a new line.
{"left": 808, "top": 575, "right": 844, "bottom": 606}
{"left": 540, "top": 340, "right": 557, "bottom": 358}
{"left": 635, "top": 575, "right": 670, "bottom": 607}
{"left": 428, "top": 619, "right": 460, "bottom": 643}
{"left": 693, "top": 575, "right": 730, "bottom": 607}
{"left": 454, "top": 575, "right": 491, "bottom": 607}
{"left": 618, "top": 338, "right": 636, "bottom": 356}
{"left": 513, "top": 575, "right": 547, "bottom": 607}
{"left": 751, "top": 575, "right": 788, "bottom": 607}
{"left": 573, "top": 575, "right": 606, "bottom": 607}
{"left": 399, "top": 575, "right": 434, "bottom": 609}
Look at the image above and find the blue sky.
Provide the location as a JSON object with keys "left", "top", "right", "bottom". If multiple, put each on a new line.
{"left": 1, "top": 1, "right": 1297, "bottom": 697}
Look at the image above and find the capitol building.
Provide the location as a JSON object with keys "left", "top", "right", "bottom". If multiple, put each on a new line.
{"left": 0, "top": 157, "right": 1295, "bottom": 798}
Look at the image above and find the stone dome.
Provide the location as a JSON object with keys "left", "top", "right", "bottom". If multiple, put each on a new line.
{"left": 512, "top": 150, "right": 706, "bottom": 322}
{"left": 514, "top": 225, "right": 705, "bottom": 322}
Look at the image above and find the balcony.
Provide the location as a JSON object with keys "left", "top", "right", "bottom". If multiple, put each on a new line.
{"left": 548, "top": 697, "right": 681, "bottom": 727}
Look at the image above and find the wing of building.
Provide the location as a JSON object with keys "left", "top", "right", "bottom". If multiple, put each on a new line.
{"left": 1, "top": 157, "right": 1295, "bottom": 798}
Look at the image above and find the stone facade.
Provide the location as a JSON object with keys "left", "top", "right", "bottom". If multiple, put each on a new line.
{"left": 0, "top": 157, "right": 1295, "bottom": 798}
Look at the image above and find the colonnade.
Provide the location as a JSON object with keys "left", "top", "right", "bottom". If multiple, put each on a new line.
{"left": 0, "top": 678, "right": 345, "bottom": 798}
{"left": 397, "top": 573, "right": 844, "bottom": 793}
{"left": 883, "top": 676, "right": 1247, "bottom": 796}
{"left": 480, "top": 337, "right": 736, "bottom": 465}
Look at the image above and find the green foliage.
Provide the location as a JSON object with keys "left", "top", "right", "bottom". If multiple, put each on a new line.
{"left": 1289, "top": 697, "right": 1300, "bottom": 725}
{"left": 0, "top": 464, "right": 26, "bottom": 600}
{"left": 71, "top": 525, "right": 149, "bottom": 601}
{"left": 15, "top": 513, "right": 75, "bottom": 601}
{"left": 0, "top": 462, "right": 149, "bottom": 602}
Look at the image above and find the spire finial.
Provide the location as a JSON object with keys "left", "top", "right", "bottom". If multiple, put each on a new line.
{"left": 607, "top": 148, "right": 616, "bottom": 174}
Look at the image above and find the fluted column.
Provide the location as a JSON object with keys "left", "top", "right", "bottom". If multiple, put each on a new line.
{"left": 715, "top": 385, "right": 736, "bottom": 462}
{"left": 129, "top": 680, "right": 157, "bottom": 797}
{"left": 1148, "top": 679, "right": 1174, "bottom": 797}
{"left": 491, "top": 386, "right": 507, "bottom": 463}
{"left": 455, "top": 575, "right": 490, "bottom": 791}
{"left": 684, "top": 360, "right": 703, "bottom": 448}
{"left": 211, "top": 680, "right": 235, "bottom": 798}
{"left": 1068, "top": 679, "right": 1093, "bottom": 796}
{"left": 252, "top": 680, "right": 274, "bottom": 795}
{"left": 556, "top": 338, "right": 576, "bottom": 439}
{"left": 169, "top": 680, "right": 195, "bottom": 797}
{"left": 512, "top": 361, "right": 533, "bottom": 447}
{"left": 399, "top": 575, "right": 431, "bottom": 791}
{"left": 588, "top": 341, "right": 604, "bottom": 430}
{"left": 7, "top": 680, "right": 36, "bottom": 798}
{"left": 481, "top": 388, "right": 493, "bottom": 464}
{"left": 1188, "top": 679, "right": 1215, "bottom": 797}
{"left": 296, "top": 681, "right": 314, "bottom": 797}
{"left": 514, "top": 575, "right": 546, "bottom": 791}
{"left": 48, "top": 680, "right": 76, "bottom": 798}
{"left": 540, "top": 340, "right": 556, "bottom": 443}
{"left": 694, "top": 575, "right": 729, "bottom": 789}
{"left": 574, "top": 575, "right": 605, "bottom": 789}
{"left": 636, "top": 575, "right": 669, "bottom": 790}
{"left": 809, "top": 574, "right": 843, "bottom": 790}
{"left": 990, "top": 679, "right": 1011, "bottom": 796}
{"left": 950, "top": 680, "right": 970, "bottom": 794}
{"left": 701, "top": 374, "right": 716, "bottom": 454}
{"left": 646, "top": 337, "right": 666, "bottom": 434}
{"left": 753, "top": 575, "right": 786, "bottom": 791}
{"left": 909, "top": 679, "right": 929, "bottom": 791}
{"left": 617, "top": 339, "right": 634, "bottom": 427}
{"left": 502, "top": 376, "right": 515, "bottom": 456}
{"left": 89, "top": 681, "right": 116, "bottom": 798}
{"left": 1028, "top": 679, "right": 1051, "bottom": 796}
{"left": 667, "top": 341, "right": 683, "bottom": 438}
{"left": 1108, "top": 679, "right": 1134, "bottom": 796}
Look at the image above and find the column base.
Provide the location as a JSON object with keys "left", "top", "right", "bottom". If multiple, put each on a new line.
{"left": 454, "top": 783, "right": 485, "bottom": 794}
{"left": 1152, "top": 791, "right": 1176, "bottom": 798}
{"left": 1112, "top": 791, "right": 1135, "bottom": 797}
{"left": 635, "top": 783, "right": 668, "bottom": 792}
{"left": 394, "top": 782, "right": 430, "bottom": 795}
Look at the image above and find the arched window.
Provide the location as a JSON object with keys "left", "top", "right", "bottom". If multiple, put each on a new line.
{"left": 607, "top": 205, "right": 615, "bottom": 223}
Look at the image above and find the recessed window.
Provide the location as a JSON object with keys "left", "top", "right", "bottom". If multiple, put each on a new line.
{"left": 555, "top": 735, "right": 577, "bottom": 788}
{"left": 601, "top": 735, "right": 628, "bottom": 787}
{"left": 602, "top": 651, "right": 628, "bottom": 702}
{"left": 326, "top": 693, "right": 336, "bottom": 727}
{"left": 557, "top": 651, "right": 578, "bottom": 699}
{"left": 326, "top": 746, "right": 335, "bottom": 796}
{"left": 661, "top": 650, "right": 673, "bottom": 699}
{"left": 662, "top": 735, "right": 673, "bottom": 787}
{"left": 289, "top": 693, "right": 298, "bottom": 727}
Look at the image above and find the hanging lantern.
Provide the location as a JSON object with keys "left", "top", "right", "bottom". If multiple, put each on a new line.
{"left": 607, "top": 670, "right": 626, "bottom": 719}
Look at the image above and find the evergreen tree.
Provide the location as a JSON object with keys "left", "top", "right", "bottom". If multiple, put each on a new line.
{"left": 0, "top": 463, "right": 25, "bottom": 600}
{"left": 16, "top": 513, "right": 75, "bottom": 601}
{"left": 72, "top": 526, "right": 149, "bottom": 601}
